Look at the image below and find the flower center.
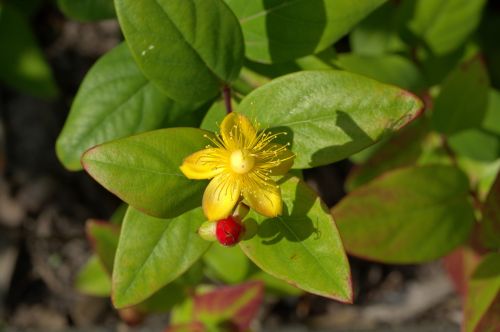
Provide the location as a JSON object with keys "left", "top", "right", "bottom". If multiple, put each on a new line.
{"left": 230, "top": 149, "right": 255, "bottom": 174}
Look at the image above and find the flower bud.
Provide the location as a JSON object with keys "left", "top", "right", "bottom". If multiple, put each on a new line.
{"left": 216, "top": 216, "right": 244, "bottom": 246}
{"left": 198, "top": 221, "right": 217, "bottom": 242}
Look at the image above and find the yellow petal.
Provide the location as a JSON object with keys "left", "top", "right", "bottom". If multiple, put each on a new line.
{"left": 220, "top": 112, "right": 256, "bottom": 150}
{"left": 242, "top": 175, "right": 282, "bottom": 218}
{"left": 203, "top": 173, "right": 241, "bottom": 221}
{"left": 180, "top": 148, "right": 227, "bottom": 180}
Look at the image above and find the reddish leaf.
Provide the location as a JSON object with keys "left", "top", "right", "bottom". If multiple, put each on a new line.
{"left": 474, "top": 293, "right": 500, "bottom": 332}
{"left": 194, "top": 281, "right": 263, "bottom": 331}
{"left": 443, "top": 247, "right": 481, "bottom": 297}
{"left": 165, "top": 322, "right": 205, "bottom": 332}
{"left": 479, "top": 171, "right": 500, "bottom": 249}
{"left": 464, "top": 253, "right": 500, "bottom": 332}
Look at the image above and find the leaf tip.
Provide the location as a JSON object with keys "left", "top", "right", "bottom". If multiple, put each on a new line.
{"left": 80, "top": 144, "right": 101, "bottom": 173}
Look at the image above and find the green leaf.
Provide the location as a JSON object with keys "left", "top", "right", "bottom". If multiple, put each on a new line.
{"left": 349, "top": 131, "right": 451, "bottom": 191}
{"left": 479, "top": 171, "right": 500, "bottom": 250}
{"left": 432, "top": 56, "right": 490, "bottom": 135}
{"left": 0, "top": 4, "right": 58, "bottom": 99}
{"left": 335, "top": 53, "right": 426, "bottom": 92}
{"left": 407, "top": 0, "right": 486, "bottom": 55}
{"left": 56, "top": 43, "right": 201, "bottom": 171}
{"left": 349, "top": 2, "right": 407, "bottom": 56}
{"left": 249, "top": 270, "right": 303, "bottom": 296}
{"left": 194, "top": 281, "right": 263, "bottom": 331}
{"left": 225, "top": 0, "right": 386, "bottom": 63}
{"left": 136, "top": 262, "right": 203, "bottom": 314}
{"left": 238, "top": 70, "right": 424, "bottom": 169}
{"left": 448, "top": 129, "right": 500, "bottom": 162}
{"left": 86, "top": 220, "right": 120, "bottom": 274}
{"left": 82, "top": 127, "right": 210, "bottom": 218}
{"left": 417, "top": 44, "right": 468, "bottom": 86}
{"left": 57, "top": 0, "right": 115, "bottom": 21}
{"left": 75, "top": 255, "right": 112, "bottom": 297}
{"left": 483, "top": 89, "right": 500, "bottom": 136}
{"left": 200, "top": 98, "right": 235, "bottom": 132}
{"left": 242, "top": 48, "right": 338, "bottom": 83}
{"left": 110, "top": 203, "right": 128, "bottom": 225}
{"left": 112, "top": 207, "right": 210, "bottom": 308}
{"left": 203, "top": 245, "right": 250, "bottom": 284}
{"left": 115, "top": 0, "right": 244, "bottom": 103}
{"left": 464, "top": 253, "right": 500, "bottom": 332}
{"left": 240, "top": 176, "right": 352, "bottom": 302}
{"left": 333, "top": 165, "right": 475, "bottom": 263}
{"left": 345, "top": 119, "right": 434, "bottom": 191}
{"left": 480, "top": 11, "right": 500, "bottom": 90}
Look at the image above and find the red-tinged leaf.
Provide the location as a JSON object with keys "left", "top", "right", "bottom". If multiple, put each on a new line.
{"left": 86, "top": 220, "right": 120, "bottom": 274}
{"left": 334, "top": 165, "right": 475, "bottom": 263}
{"left": 479, "top": 171, "right": 500, "bottom": 249}
{"left": 165, "top": 322, "right": 206, "bottom": 332}
{"left": 474, "top": 293, "right": 500, "bottom": 332}
{"left": 194, "top": 281, "right": 263, "bottom": 331}
{"left": 464, "top": 253, "right": 500, "bottom": 332}
{"left": 442, "top": 247, "right": 481, "bottom": 297}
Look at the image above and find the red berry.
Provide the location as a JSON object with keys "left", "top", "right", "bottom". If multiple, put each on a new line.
{"left": 216, "top": 216, "right": 244, "bottom": 246}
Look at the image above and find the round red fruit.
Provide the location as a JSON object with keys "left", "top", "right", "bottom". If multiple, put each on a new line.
{"left": 216, "top": 216, "right": 244, "bottom": 246}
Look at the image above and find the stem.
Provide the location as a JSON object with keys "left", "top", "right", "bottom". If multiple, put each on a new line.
{"left": 223, "top": 85, "right": 233, "bottom": 114}
{"left": 440, "top": 135, "right": 458, "bottom": 166}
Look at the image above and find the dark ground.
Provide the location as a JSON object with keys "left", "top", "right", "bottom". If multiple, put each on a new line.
{"left": 0, "top": 5, "right": 462, "bottom": 331}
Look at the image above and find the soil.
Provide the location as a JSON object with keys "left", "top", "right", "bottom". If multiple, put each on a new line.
{"left": 0, "top": 4, "right": 462, "bottom": 332}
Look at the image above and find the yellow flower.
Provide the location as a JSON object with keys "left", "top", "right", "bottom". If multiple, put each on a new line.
{"left": 180, "top": 112, "right": 294, "bottom": 221}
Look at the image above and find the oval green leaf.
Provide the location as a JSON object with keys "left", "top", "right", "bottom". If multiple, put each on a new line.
{"left": 75, "top": 255, "right": 112, "bottom": 297}
{"left": 432, "top": 55, "right": 490, "bottom": 135}
{"left": 240, "top": 176, "right": 352, "bottom": 302}
{"left": 335, "top": 53, "right": 426, "bottom": 92}
{"left": 225, "top": 0, "right": 386, "bottom": 63}
{"left": 112, "top": 207, "right": 210, "bottom": 308}
{"left": 57, "top": 0, "right": 115, "bottom": 21}
{"left": 203, "top": 245, "right": 250, "bottom": 284}
{"left": 407, "top": 0, "right": 486, "bottom": 55}
{"left": 115, "top": 0, "right": 244, "bottom": 102}
{"left": 333, "top": 165, "right": 475, "bottom": 263}
{"left": 86, "top": 220, "right": 120, "bottom": 274}
{"left": 479, "top": 171, "right": 500, "bottom": 250}
{"left": 81, "top": 128, "right": 210, "bottom": 218}
{"left": 238, "top": 70, "right": 424, "bottom": 169}
{"left": 56, "top": 43, "right": 202, "bottom": 171}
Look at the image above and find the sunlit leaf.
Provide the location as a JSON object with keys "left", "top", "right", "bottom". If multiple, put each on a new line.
{"left": 240, "top": 176, "right": 352, "bottom": 301}
{"left": 225, "top": 0, "right": 386, "bottom": 63}
{"left": 115, "top": 0, "right": 244, "bottom": 102}
{"left": 82, "top": 128, "right": 210, "bottom": 218}
{"left": 239, "top": 70, "right": 423, "bottom": 168}
{"left": 112, "top": 207, "right": 210, "bottom": 308}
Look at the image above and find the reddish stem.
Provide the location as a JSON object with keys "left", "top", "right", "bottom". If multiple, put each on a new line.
{"left": 223, "top": 85, "right": 232, "bottom": 114}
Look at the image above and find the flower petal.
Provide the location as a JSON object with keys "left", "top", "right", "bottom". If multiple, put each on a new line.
{"left": 180, "top": 148, "right": 227, "bottom": 180}
{"left": 242, "top": 176, "right": 282, "bottom": 218}
{"left": 220, "top": 112, "right": 256, "bottom": 150}
{"left": 203, "top": 173, "right": 241, "bottom": 221}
